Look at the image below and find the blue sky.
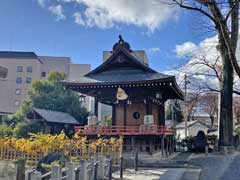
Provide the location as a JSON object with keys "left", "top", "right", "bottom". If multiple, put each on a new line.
{"left": 0, "top": 0, "right": 213, "bottom": 72}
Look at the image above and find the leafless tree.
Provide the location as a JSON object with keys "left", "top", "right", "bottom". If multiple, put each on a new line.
{"left": 166, "top": 0, "right": 240, "bottom": 147}
{"left": 182, "top": 54, "right": 240, "bottom": 95}
{"left": 199, "top": 92, "right": 218, "bottom": 125}
{"left": 185, "top": 92, "right": 202, "bottom": 121}
{"left": 233, "top": 97, "right": 240, "bottom": 124}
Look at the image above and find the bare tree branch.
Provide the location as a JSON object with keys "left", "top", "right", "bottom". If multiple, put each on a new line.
{"left": 173, "top": 0, "right": 217, "bottom": 23}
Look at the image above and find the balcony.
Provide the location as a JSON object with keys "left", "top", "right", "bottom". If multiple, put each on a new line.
{"left": 74, "top": 125, "right": 173, "bottom": 136}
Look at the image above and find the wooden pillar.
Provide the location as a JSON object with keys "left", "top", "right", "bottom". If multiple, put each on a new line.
{"left": 169, "top": 137, "right": 172, "bottom": 155}
{"left": 149, "top": 139, "right": 153, "bottom": 154}
{"left": 94, "top": 99, "right": 98, "bottom": 117}
{"left": 112, "top": 105, "right": 116, "bottom": 126}
{"left": 123, "top": 102, "right": 127, "bottom": 126}
{"left": 171, "top": 136, "right": 175, "bottom": 154}
{"left": 146, "top": 99, "right": 152, "bottom": 115}
{"left": 165, "top": 136, "right": 169, "bottom": 157}
{"left": 131, "top": 136, "right": 135, "bottom": 152}
{"left": 161, "top": 136, "right": 165, "bottom": 157}
{"left": 159, "top": 100, "right": 165, "bottom": 126}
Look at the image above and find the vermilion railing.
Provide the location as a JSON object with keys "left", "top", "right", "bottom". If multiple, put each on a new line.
{"left": 74, "top": 125, "right": 173, "bottom": 135}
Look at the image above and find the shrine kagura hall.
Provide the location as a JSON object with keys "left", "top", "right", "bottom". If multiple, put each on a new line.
{"left": 62, "top": 36, "right": 184, "bottom": 155}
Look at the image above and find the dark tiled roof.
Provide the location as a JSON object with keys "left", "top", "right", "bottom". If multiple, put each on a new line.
{"left": 176, "top": 120, "right": 211, "bottom": 129}
{"left": 64, "top": 69, "right": 173, "bottom": 84}
{"left": 62, "top": 37, "right": 184, "bottom": 100}
{"left": 85, "top": 46, "right": 156, "bottom": 76}
{"left": 0, "top": 51, "right": 42, "bottom": 63}
{"left": 33, "top": 108, "right": 79, "bottom": 124}
{"left": 0, "top": 51, "right": 37, "bottom": 58}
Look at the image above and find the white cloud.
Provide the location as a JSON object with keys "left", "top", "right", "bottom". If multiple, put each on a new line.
{"left": 171, "top": 36, "right": 221, "bottom": 91}
{"left": 48, "top": 4, "right": 66, "bottom": 21}
{"left": 73, "top": 12, "right": 85, "bottom": 26}
{"left": 147, "top": 47, "right": 160, "bottom": 54}
{"left": 58, "top": 0, "right": 178, "bottom": 32}
{"left": 175, "top": 42, "right": 198, "bottom": 58}
{"left": 173, "top": 35, "right": 240, "bottom": 94}
{"left": 37, "top": 0, "right": 47, "bottom": 7}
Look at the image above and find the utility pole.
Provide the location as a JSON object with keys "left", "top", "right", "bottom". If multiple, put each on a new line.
{"left": 184, "top": 74, "right": 187, "bottom": 139}
{"left": 171, "top": 101, "right": 174, "bottom": 127}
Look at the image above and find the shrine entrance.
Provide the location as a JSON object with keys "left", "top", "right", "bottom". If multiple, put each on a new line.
{"left": 63, "top": 36, "right": 184, "bottom": 155}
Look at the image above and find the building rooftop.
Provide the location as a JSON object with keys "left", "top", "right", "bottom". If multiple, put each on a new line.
{"left": 33, "top": 108, "right": 79, "bottom": 124}
{"left": 62, "top": 36, "right": 184, "bottom": 100}
{"left": 0, "top": 51, "right": 43, "bottom": 63}
{"left": 66, "top": 69, "right": 173, "bottom": 84}
{"left": 176, "top": 120, "right": 211, "bottom": 129}
{"left": 0, "top": 51, "right": 38, "bottom": 59}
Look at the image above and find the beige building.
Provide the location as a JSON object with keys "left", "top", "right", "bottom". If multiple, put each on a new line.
{"left": 0, "top": 51, "right": 91, "bottom": 118}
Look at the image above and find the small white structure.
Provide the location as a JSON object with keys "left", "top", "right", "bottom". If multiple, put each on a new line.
{"left": 176, "top": 120, "right": 210, "bottom": 140}
{"left": 144, "top": 115, "right": 154, "bottom": 125}
{"left": 87, "top": 116, "right": 97, "bottom": 125}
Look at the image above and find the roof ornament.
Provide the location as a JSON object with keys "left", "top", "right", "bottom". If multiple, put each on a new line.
{"left": 116, "top": 87, "right": 128, "bottom": 100}
{"left": 112, "top": 35, "right": 132, "bottom": 52}
{"left": 119, "top": 35, "right": 124, "bottom": 44}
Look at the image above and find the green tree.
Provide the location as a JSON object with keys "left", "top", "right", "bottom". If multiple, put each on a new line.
{"left": 14, "top": 70, "right": 89, "bottom": 124}
{"left": 166, "top": 101, "right": 184, "bottom": 123}
{"left": 13, "top": 121, "right": 42, "bottom": 138}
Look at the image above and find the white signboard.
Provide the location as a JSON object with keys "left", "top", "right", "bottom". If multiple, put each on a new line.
{"left": 88, "top": 116, "right": 97, "bottom": 125}
{"left": 144, "top": 115, "right": 154, "bottom": 125}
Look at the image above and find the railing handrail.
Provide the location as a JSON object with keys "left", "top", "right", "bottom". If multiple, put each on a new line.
{"left": 74, "top": 125, "right": 174, "bottom": 135}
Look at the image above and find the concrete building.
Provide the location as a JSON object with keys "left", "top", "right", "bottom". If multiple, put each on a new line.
{"left": 0, "top": 51, "right": 91, "bottom": 118}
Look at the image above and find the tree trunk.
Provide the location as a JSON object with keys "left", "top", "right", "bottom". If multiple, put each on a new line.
{"left": 218, "top": 34, "right": 234, "bottom": 147}
{"left": 210, "top": 115, "right": 214, "bottom": 126}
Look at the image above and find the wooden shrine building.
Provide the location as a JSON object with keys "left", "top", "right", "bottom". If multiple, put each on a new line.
{"left": 62, "top": 36, "right": 184, "bottom": 155}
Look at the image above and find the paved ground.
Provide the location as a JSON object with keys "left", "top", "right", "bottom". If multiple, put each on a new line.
{"left": 114, "top": 151, "right": 240, "bottom": 180}
{"left": 113, "top": 167, "right": 201, "bottom": 180}
{"left": 189, "top": 152, "right": 240, "bottom": 180}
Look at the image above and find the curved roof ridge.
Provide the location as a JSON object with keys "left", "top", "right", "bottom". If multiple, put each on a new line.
{"left": 85, "top": 46, "right": 157, "bottom": 77}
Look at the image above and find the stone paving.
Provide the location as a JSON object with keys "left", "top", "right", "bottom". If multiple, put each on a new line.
{"left": 113, "top": 151, "right": 240, "bottom": 180}
{"left": 113, "top": 168, "right": 185, "bottom": 180}
{"left": 189, "top": 152, "right": 240, "bottom": 180}
{"left": 112, "top": 167, "right": 201, "bottom": 180}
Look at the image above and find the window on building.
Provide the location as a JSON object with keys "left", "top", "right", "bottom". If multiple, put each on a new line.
{"left": 14, "top": 100, "right": 20, "bottom": 106}
{"left": 41, "top": 72, "right": 46, "bottom": 77}
{"left": 16, "top": 77, "right": 22, "bottom": 84}
{"left": 17, "top": 66, "right": 23, "bottom": 72}
{"left": 15, "top": 89, "right": 21, "bottom": 95}
{"left": 133, "top": 112, "right": 140, "bottom": 120}
{"left": 26, "top": 77, "right": 32, "bottom": 84}
{"left": 27, "top": 66, "right": 32, "bottom": 72}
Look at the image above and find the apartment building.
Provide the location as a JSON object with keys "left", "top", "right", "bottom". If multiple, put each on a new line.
{"left": 0, "top": 51, "right": 91, "bottom": 117}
